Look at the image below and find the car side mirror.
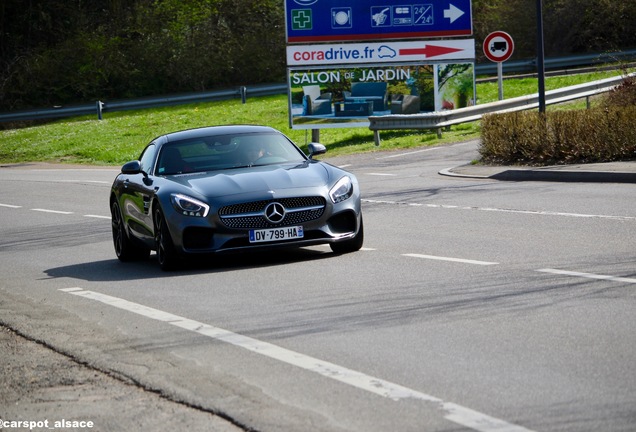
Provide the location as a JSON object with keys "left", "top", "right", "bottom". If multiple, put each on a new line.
{"left": 308, "top": 143, "right": 327, "bottom": 159}
{"left": 121, "top": 160, "right": 142, "bottom": 175}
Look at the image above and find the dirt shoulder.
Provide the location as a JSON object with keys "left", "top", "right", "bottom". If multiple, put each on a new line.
{"left": 0, "top": 326, "right": 243, "bottom": 432}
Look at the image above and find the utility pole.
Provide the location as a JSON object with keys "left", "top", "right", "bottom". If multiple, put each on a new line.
{"left": 536, "top": 0, "right": 546, "bottom": 113}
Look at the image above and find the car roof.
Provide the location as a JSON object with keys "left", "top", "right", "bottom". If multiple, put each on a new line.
{"left": 161, "top": 125, "right": 279, "bottom": 143}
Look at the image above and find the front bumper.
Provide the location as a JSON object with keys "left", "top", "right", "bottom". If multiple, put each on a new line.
{"left": 163, "top": 189, "right": 362, "bottom": 255}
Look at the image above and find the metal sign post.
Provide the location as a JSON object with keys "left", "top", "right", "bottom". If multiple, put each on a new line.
{"left": 536, "top": 0, "right": 546, "bottom": 113}
{"left": 497, "top": 62, "right": 504, "bottom": 100}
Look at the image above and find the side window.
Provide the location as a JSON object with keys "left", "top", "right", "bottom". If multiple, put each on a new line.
{"left": 139, "top": 143, "right": 157, "bottom": 174}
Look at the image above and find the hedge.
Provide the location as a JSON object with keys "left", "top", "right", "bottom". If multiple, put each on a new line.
{"left": 480, "top": 106, "right": 636, "bottom": 165}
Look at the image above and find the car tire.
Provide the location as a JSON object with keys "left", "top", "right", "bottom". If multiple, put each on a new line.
{"left": 154, "top": 207, "right": 180, "bottom": 271}
{"left": 330, "top": 216, "right": 364, "bottom": 254}
{"left": 111, "top": 201, "right": 150, "bottom": 262}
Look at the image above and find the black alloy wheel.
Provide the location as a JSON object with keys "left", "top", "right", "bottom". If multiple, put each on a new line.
{"left": 154, "top": 207, "right": 180, "bottom": 271}
{"left": 111, "top": 201, "right": 149, "bottom": 261}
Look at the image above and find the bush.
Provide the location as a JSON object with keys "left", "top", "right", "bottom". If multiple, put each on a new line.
{"left": 0, "top": 0, "right": 286, "bottom": 111}
{"left": 480, "top": 76, "right": 636, "bottom": 165}
{"left": 603, "top": 75, "right": 636, "bottom": 107}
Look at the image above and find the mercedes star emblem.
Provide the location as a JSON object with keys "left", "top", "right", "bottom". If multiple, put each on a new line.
{"left": 264, "top": 202, "right": 286, "bottom": 224}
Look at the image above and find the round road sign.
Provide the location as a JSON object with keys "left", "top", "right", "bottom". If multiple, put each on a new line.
{"left": 483, "top": 31, "right": 514, "bottom": 63}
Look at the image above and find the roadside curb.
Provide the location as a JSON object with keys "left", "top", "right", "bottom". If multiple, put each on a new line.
{"left": 440, "top": 162, "right": 636, "bottom": 183}
{"left": 488, "top": 169, "right": 636, "bottom": 183}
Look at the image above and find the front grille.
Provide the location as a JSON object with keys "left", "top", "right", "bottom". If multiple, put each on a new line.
{"left": 219, "top": 196, "right": 326, "bottom": 229}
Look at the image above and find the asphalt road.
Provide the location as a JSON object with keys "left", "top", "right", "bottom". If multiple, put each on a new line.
{"left": 1, "top": 140, "right": 635, "bottom": 432}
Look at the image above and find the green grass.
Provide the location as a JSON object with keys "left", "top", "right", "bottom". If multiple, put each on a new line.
{"left": 0, "top": 70, "right": 628, "bottom": 166}
{"left": 475, "top": 71, "right": 622, "bottom": 103}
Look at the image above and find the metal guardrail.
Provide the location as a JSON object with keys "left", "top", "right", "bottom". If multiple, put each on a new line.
{"left": 0, "top": 83, "right": 287, "bottom": 123}
{"left": 368, "top": 73, "right": 633, "bottom": 145}
{"left": 474, "top": 49, "right": 636, "bottom": 76}
{"left": 1, "top": 50, "right": 634, "bottom": 124}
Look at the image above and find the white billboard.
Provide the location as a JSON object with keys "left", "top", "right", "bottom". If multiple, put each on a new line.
{"left": 287, "top": 40, "right": 475, "bottom": 66}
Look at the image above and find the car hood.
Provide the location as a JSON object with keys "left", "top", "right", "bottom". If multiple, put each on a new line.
{"left": 167, "top": 162, "right": 334, "bottom": 198}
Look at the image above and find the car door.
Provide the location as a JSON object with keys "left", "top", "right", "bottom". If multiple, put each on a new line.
{"left": 119, "top": 143, "right": 158, "bottom": 243}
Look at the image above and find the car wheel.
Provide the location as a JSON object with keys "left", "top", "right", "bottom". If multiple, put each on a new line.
{"left": 154, "top": 207, "right": 180, "bottom": 271}
{"left": 330, "top": 216, "right": 364, "bottom": 254}
{"left": 111, "top": 201, "right": 150, "bottom": 261}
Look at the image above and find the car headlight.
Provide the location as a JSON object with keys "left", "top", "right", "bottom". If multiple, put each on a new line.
{"left": 171, "top": 194, "right": 210, "bottom": 217}
{"left": 329, "top": 176, "right": 353, "bottom": 203}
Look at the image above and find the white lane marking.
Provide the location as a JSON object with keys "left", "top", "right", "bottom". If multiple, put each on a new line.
{"left": 377, "top": 147, "right": 441, "bottom": 159}
{"left": 478, "top": 207, "right": 636, "bottom": 221}
{"left": 537, "top": 268, "right": 636, "bottom": 284}
{"left": 362, "top": 199, "right": 636, "bottom": 221}
{"left": 366, "top": 173, "right": 398, "bottom": 177}
{"left": 84, "top": 214, "right": 111, "bottom": 220}
{"left": 59, "top": 288, "right": 534, "bottom": 432}
{"left": 2, "top": 178, "right": 111, "bottom": 185}
{"left": 404, "top": 254, "right": 499, "bottom": 266}
{"left": 29, "top": 168, "right": 118, "bottom": 172}
{"left": 31, "top": 208, "right": 74, "bottom": 215}
{"left": 53, "top": 180, "right": 111, "bottom": 184}
{"left": 2, "top": 204, "right": 109, "bottom": 219}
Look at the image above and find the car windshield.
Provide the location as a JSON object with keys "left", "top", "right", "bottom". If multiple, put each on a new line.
{"left": 155, "top": 132, "right": 307, "bottom": 175}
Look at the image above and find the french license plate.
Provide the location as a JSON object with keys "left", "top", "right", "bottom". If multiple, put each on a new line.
{"left": 249, "top": 226, "right": 304, "bottom": 243}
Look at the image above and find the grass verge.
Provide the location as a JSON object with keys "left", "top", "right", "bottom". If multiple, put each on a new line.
{"left": 0, "top": 70, "right": 628, "bottom": 166}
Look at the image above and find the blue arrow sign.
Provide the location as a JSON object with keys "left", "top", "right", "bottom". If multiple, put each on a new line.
{"left": 286, "top": 0, "right": 472, "bottom": 43}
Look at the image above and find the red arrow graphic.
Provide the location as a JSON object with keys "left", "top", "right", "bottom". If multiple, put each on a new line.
{"left": 399, "top": 45, "right": 464, "bottom": 58}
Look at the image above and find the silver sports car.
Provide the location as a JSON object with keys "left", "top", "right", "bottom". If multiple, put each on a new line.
{"left": 110, "top": 125, "right": 363, "bottom": 270}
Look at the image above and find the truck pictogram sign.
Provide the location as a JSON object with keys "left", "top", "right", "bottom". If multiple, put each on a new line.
{"left": 483, "top": 31, "right": 514, "bottom": 63}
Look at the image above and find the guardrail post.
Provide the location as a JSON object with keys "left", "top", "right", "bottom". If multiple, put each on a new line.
{"left": 373, "top": 130, "right": 381, "bottom": 146}
{"left": 96, "top": 101, "right": 104, "bottom": 120}
{"left": 240, "top": 86, "right": 247, "bottom": 104}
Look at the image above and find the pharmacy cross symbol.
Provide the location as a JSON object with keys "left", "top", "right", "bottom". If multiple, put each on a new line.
{"left": 292, "top": 10, "right": 312, "bottom": 30}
